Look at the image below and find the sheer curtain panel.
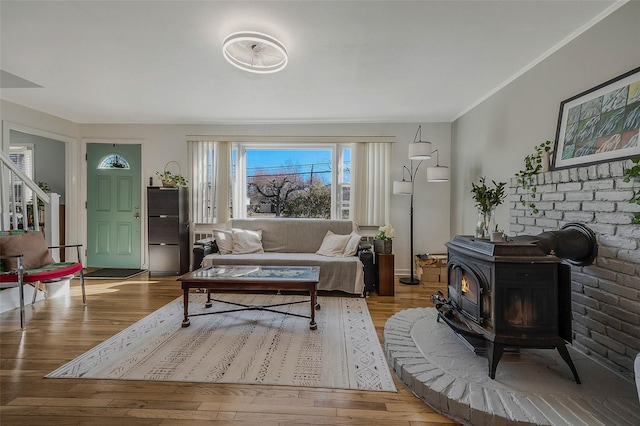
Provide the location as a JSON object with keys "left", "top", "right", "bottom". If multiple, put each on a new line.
{"left": 352, "top": 142, "right": 391, "bottom": 226}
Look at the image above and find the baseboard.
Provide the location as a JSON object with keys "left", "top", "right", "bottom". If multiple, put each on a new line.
{"left": 0, "top": 279, "right": 70, "bottom": 313}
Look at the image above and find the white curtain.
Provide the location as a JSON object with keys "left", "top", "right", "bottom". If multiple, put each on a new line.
{"left": 352, "top": 142, "right": 391, "bottom": 226}
{"left": 188, "top": 140, "right": 232, "bottom": 224}
{"left": 215, "top": 141, "right": 231, "bottom": 223}
{"left": 188, "top": 141, "right": 214, "bottom": 224}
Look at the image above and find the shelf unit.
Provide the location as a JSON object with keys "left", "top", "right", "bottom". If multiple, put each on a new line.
{"left": 147, "top": 186, "right": 189, "bottom": 275}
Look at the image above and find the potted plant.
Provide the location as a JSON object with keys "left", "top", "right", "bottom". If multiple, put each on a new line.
{"left": 490, "top": 225, "right": 504, "bottom": 242}
{"left": 515, "top": 140, "right": 553, "bottom": 215}
{"left": 156, "top": 161, "right": 188, "bottom": 187}
{"left": 471, "top": 177, "right": 506, "bottom": 238}
{"left": 374, "top": 223, "right": 395, "bottom": 254}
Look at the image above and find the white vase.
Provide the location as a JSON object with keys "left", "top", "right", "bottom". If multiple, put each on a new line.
{"left": 542, "top": 151, "right": 551, "bottom": 172}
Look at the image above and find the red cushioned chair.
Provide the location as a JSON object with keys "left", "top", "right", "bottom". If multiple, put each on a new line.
{"left": 1, "top": 241, "right": 86, "bottom": 330}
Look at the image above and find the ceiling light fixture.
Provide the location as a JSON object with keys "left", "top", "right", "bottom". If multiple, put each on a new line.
{"left": 222, "top": 31, "right": 288, "bottom": 74}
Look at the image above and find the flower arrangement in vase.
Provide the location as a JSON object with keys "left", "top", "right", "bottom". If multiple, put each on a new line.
{"left": 374, "top": 223, "right": 395, "bottom": 254}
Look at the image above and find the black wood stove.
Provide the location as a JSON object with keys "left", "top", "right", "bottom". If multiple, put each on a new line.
{"left": 438, "top": 223, "right": 598, "bottom": 383}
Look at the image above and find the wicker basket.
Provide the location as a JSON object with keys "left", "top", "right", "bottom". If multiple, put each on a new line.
{"left": 161, "top": 161, "right": 181, "bottom": 188}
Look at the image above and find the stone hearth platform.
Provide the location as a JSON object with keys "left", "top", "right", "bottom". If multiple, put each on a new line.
{"left": 384, "top": 307, "right": 640, "bottom": 426}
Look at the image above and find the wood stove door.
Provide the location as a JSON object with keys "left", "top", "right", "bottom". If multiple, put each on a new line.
{"left": 447, "top": 259, "right": 488, "bottom": 324}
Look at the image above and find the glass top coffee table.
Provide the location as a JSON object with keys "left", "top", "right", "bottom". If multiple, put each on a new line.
{"left": 178, "top": 265, "right": 320, "bottom": 329}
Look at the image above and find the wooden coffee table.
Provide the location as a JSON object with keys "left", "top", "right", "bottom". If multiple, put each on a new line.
{"left": 178, "top": 265, "right": 320, "bottom": 329}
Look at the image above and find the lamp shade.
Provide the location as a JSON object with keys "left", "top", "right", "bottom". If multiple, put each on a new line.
{"left": 408, "top": 142, "right": 432, "bottom": 160}
{"left": 393, "top": 180, "right": 412, "bottom": 195}
{"left": 427, "top": 166, "right": 449, "bottom": 182}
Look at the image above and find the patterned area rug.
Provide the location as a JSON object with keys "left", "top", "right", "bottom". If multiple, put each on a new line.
{"left": 47, "top": 294, "right": 396, "bottom": 392}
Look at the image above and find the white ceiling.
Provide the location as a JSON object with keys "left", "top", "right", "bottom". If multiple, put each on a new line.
{"left": 0, "top": 1, "right": 622, "bottom": 124}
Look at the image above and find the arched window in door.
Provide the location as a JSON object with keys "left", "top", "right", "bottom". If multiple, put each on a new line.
{"left": 98, "top": 154, "right": 131, "bottom": 170}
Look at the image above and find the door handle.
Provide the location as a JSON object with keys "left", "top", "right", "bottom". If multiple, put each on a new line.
{"left": 134, "top": 213, "right": 140, "bottom": 219}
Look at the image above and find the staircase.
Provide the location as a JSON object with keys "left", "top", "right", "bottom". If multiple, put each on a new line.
{"left": 0, "top": 150, "right": 60, "bottom": 248}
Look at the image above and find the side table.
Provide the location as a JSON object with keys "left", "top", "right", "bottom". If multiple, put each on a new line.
{"left": 376, "top": 253, "right": 395, "bottom": 296}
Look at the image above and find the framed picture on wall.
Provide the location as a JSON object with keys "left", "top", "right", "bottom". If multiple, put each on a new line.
{"left": 552, "top": 66, "right": 640, "bottom": 170}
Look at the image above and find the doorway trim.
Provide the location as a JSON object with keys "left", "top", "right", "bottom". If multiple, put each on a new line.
{"left": 2, "top": 121, "right": 78, "bottom": 246}
{"left": 81, "top": 138, "right": 146, "bottom": 269}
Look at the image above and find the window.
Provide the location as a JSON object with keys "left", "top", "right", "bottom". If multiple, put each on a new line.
{"left": 236, "top": 144, "right": 351, "bottom": 219}
{"left": 188, "top": 137, "right": 391, "bottom": 226}
{"left": 9, "top": 145, "right": 34, "bottom": 226}
{"left": 98, "top": 154, "right": 130, "bottom": 169}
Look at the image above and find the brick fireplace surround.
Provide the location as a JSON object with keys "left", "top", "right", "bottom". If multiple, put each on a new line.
{"left": 509, "top": 159, "right": 639, "bottom": 376}
{"left": 382, "top": 159, "right": 639, "bottom": 425}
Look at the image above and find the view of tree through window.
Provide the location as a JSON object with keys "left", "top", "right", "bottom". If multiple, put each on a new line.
{"left": 244, "top": 148, "right": 349, "bottom": 218}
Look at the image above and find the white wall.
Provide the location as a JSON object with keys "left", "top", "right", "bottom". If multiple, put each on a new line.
{"left": 10, "top": 130, "right": 66, "bottom": 203}
{"left": 1, "top": 101, "right": 80, "bottom": 244}
{"left": 79, "top": 122, "right": 451, "bottom": 272}
{"left": 452, "top": 1, "right": 640, "bottom": 237}
{"left": 1, "top": 107, "right": 451, "bottom": 272}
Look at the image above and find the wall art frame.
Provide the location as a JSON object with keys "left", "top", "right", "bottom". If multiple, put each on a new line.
{"left": 552, "top": 66, "right": 640, "bottom": 170}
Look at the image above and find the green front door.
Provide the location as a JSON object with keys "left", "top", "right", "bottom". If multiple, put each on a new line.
{"left": 86, "top": 143, "right": 142, "bottom": 268}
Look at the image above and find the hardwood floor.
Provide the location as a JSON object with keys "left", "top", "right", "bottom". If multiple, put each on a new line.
{"left": 0, "top": 274, "right": 459, "bottom": 425}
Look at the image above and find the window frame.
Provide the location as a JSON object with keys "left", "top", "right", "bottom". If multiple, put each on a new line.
{"left": 233, "top": 142, "right": 351, "bottom": 219}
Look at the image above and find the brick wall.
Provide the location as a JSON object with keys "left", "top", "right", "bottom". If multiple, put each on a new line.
{"left": 509, "top": 159, "right": 640, "bottom": 376}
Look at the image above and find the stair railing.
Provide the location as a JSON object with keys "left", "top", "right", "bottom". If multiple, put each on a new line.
{"left": 0, "top": 150, "right": 60, "bottom": 252}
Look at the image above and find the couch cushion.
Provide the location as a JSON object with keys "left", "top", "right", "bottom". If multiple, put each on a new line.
{"left": 0, "top": 232, "right": 55, "bottom": 271}
{"left": 231, "top": 229, "right": 264, "bottom": 254}
{"left": 343, "top": 232, "right": 362, "bottom": 256}
{"left": 228, "top": 218, "right": 356, "bottom": 253}
{"left": 213, "top": 230, "right": 233, "bottom": 254}
{"left": 316, "top": 230, "right": 351, "bottom": 257}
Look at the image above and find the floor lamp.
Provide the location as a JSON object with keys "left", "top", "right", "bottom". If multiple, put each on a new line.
{"left": 393, "top": 125, "right": 449, "bottom": 285}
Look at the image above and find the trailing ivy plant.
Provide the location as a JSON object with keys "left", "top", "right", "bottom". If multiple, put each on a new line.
{"left": 514, "top": 140, "right": 553, "bottom": 215}
{"left": 623, "top": 157, "right": 640, "bottom": 225}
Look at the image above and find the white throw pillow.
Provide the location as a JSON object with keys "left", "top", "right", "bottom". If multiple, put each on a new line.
{"left": 316, "top": 230, "right": 351, "bottom": 257}
{"left": 213, "top": 230, "right": 233, "bottom": 254}
{"left": 231, "top": 228, "right": 264, "bottom": 254}
{"left": 343, "top": 232, "right": 362, "bottom": 256}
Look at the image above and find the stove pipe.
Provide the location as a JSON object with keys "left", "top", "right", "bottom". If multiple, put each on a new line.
{"left": 510, "top": 222, "right": 598, "bottom": 266}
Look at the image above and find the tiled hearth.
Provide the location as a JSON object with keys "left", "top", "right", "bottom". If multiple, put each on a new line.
{"left": 384, "top": 307, "right": 640, "bottom": 426}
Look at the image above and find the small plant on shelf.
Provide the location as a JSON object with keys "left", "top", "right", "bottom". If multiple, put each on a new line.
{"left": 156, "top": 161, "right": 188, "bottom": 187}
{"left": 515, "top": 140, "right": 553, "bottom": 215}
{"left": 156, "top": 170, "right": 188, "bottom": 188}
{"left": 623, "top": 157, "right": 640, "bottom": 225}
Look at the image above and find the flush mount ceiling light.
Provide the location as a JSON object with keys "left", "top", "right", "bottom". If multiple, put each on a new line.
{"left": 222, "top": 31, "right": 288, "bottom": 74}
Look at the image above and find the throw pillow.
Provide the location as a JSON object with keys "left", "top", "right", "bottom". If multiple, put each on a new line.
{"left": 316, "top": 230, "right": 351, "bottom": 257}
{"left": 0, "top": 232, "right": 55, "bottom": 270}
{"left": 212, "top": 230, "right": 233, "bottom": 254}
{"left": 231, "top": 229, "right": 264, "bottom": 254}
{"left": 343, "top": 232, "right": 362, "bottom": 256}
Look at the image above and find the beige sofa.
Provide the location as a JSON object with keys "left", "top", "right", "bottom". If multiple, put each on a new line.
{"left": 197, "top": 218, "right": 370, "bottom": 295}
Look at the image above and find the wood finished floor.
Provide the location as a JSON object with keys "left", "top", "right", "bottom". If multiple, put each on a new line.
{"left": 0, "top": 274, "right": 459, "bottom": 425}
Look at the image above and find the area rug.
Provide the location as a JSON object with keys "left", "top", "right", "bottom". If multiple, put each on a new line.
{"left": 47, "top": 293, "right": 396, "bottom": 392}
{"left": 83, "top": 268, "right": 146, "bottom": 279}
